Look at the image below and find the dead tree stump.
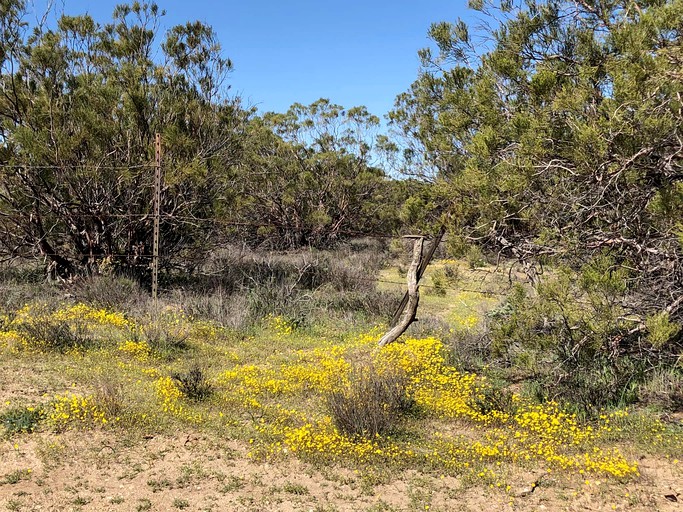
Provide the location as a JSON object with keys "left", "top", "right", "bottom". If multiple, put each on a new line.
{"left": 378, "top": 236, "right": 424, "bottom": 347}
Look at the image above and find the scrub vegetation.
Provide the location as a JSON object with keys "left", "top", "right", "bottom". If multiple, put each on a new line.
{"left": 0, "top": 0, "right": 681, "bottom": 509}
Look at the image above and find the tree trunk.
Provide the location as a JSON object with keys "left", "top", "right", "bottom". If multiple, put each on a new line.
{"left": 378, "top": 237, "right": 423, "bottom": 347}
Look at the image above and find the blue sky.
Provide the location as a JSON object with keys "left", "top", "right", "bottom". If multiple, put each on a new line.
{"left": 39, "top": 1, "right": 475, "bottom": 119}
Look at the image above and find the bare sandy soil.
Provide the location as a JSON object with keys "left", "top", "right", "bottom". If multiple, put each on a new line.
{"left": 1, "top": 429, "right": 681, "bottom": 512}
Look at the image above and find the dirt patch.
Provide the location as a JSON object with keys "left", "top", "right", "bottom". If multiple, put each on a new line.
{"left": 1, "top": 430, "right": 681, "bottom": 511}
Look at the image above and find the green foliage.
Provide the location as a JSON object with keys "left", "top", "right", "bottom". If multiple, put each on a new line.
{"left": 233, "top": 99, "right": 397, "bottom": 248}
{"left": 282, "top": 482, "right": 310, "bottom": 495}
{"left": 172, "top": 498, "right": 190, "bottom": 510}
{"left": 428, "top": 270, "right": 448, "bottom": 296}
{"left": 487, "top": 257, "right": 679, "bottom": 413}
{"left": 1, "top": 469, "right": 31, "bottom": 485}
{"left": 465, "top": 246, "right": 486, "bottom": 269}
{"left": 0, "top": 1, "right": 246, "bottom": 277}
{"left": 645, "top": 312, "right": 681, "bottom": 349}
{"left": 391, "top": 0, "right": 683, "bottom": 333}
{"left": 392, "top": 0, "right": 683, "bottom": 409}
{"left": 472, "top": 385, "right": 517, "bottom": 419}
{"left": 1, "top": 405, "right": 45, "bottom": 435}
{"left": 442, "top": 264, "right": 460, "bottom": 286}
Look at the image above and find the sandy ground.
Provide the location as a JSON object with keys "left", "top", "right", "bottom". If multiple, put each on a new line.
{"left": 1, "top": 430, "right": 681, "bottom": 512}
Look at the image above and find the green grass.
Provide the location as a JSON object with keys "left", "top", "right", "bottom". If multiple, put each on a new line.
{"left": 377, "top": 260, "right": 506, "bottom": 329}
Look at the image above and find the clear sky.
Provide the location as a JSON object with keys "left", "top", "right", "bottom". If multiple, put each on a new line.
{"left": 37, "top": 1, "right": 475, "bottom": 119}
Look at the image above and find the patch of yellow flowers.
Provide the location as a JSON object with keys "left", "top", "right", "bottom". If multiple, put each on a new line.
{"left": 0, "top": 329, "right": 32, "bottom": 353}
{"left": 154, "top": 376, "right": 185, "bottom": 416}
{"left": 235, "top": 334, "right": 638, "bottom": 479}
{"left": 47, "top": 393, "right": 109, "bottom": 431}
{"left": 266, "top": 314, "right": 295, "bottom": 336}
{"left": 49, "top": 303, "right": 132, "bottom": 330}
{"left": 117, "top": 340, "right": 152, "bottom": 361}
{"left": 1, "top": 303, "right": 137, "bottom": 352}
{"left": 153, "top": 376, "right": 202, "bottom": 423}
{"left": 0, "top": 301, "right": 641, "bottom": 481}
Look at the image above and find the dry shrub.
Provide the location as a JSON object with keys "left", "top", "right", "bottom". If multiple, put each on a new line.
{"left": 73, "top": 274, "right": 144, "bottom": 311}
{"left": 0, "top": 264, "right": 60, "bottom": 314}
{"left": 638, "top": 369, "right": 683, "bottom": 411}
{"left": 171, "top": 366, "right": 213, "bottom": 401}
{"left": 406, "top": 315, "right": 452, "bottom": 339}
{"left": 140, "top": 313, "right": 191, "bottom": 354}
{"left": 94, "top": 378, "right": 124, "bottom": 418}
{"left": 444, "top": 329, "right": 494, "bottom": 372}
{"left": 326, "top": 364, "right": 414, "bottom": 438}
{"left": 174, "top": 289, "right": 250, "bottom": 329}
{"left": 18, "top": 317, "right": 95, "bottom": 352}
{"left": 316, "top": 290, "right": 402, "bottom": 319}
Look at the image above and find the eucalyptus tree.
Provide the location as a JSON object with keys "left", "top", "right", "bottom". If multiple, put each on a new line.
{"left": 0, "top": 1, "right": 246, "bottom": 278}
{"left": 233, "top": 99, "right": 394, "bottom": 248}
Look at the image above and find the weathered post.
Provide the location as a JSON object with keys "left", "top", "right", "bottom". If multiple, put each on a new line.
{"left": 378, "top": 236, "right": 424, "bottom": 347}
{"left": 152, "top": 133, "right": 162, "bottom": 302}
{"left": 389, "top": 227, "right": 445, "bottom": 327}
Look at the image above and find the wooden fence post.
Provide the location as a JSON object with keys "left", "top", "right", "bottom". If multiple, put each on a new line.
{"left": 378, "top": 236, "right": 424, "bottom": 347}
{"left": 152, "top": 133, "right": 161, "bottom": 302}
{"left": 389, "top": 227, "right": 445, "bottom": 327}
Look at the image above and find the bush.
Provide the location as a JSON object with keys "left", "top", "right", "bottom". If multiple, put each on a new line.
{"left": 444, "top": 329, "right": 494, "bottom": 372}
{"left": 315, "top": 290, "right": 402, "bottom": 320}
{"left": 428, "top": 270, "right": 447, "bottom": 296}
{"left": 528, "top": 356, "right": 645, "bottom": 417}
{"left": 326, "top": 364, "right": 414, "bottom": 438}
{"left": 171, "top": 367, "right": 213, "bottom": 401}
{"left": 485, "top": 259, "right": 683, "bottom": 415}
{"left": 94, "top": 378, "right": 125, "bottom": 418}
{"left": 73, "top": 274, "right": 144, "bottom": 311}
{"left": 0, "top": 264, "right": 59, "bottom": 316}
{"left": 473, "top": 385, "right": 517, "bottom": 418}
{"left": 637, "top": 368, "right": 683, "bottom": 411}
{"left": 466, "top": 246, "right": 486, "bottom": 269}
{"left": 17, "top": 318, "right": 95, "bottom": 352}
{"left": 159, "top": 243, "right": 392, "bottom": 328}
{"left": 174, "top": 289, "right": 250, "bottom": 329}
{"left": 1, "top": 405, "right": 45, "bottom": 435}
{"left": 140, "top": 311, "right": 191, "bottom": 354}
{"left": 442, "top": 263, "right": 461, "bottom": 286}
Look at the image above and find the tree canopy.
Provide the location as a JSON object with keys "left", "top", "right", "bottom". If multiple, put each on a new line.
{"left": 0, "top": 1, "right": 247, "bottom": 277}
{"left": 231, "top": 99, "right": 395, "bottom": 248}
{"left": 392, "top": 0, "right": 682, "bottom": 318}
{"left": 390, "top": 0, "right": 682, "bottom": 405}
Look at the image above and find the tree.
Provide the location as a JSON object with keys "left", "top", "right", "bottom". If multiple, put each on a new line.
{"left": 391, "top": 0, "right": 682, "bottom": 404}
{"left": 231, "top": 99, "right": 395, "bottom": 248}
{"left": 0, "top": 1, "right": 246, "bottom": 278}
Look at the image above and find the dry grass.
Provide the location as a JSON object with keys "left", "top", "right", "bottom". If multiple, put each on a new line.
{"left": 0, "top": 254, "right": 681, "bottom": 511}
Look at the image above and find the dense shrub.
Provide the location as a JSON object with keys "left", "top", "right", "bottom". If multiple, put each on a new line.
{"left": 73, "top": 275, "right": 144, "bottom": 311}
{"left": 141, "top": 315, "right": 191, "bottom": 354}
{"left": 17, "top": 318, "right": 95, "bottom": 352}
{"left": 488, "top": 259, "right": 683, "bottom": 415}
